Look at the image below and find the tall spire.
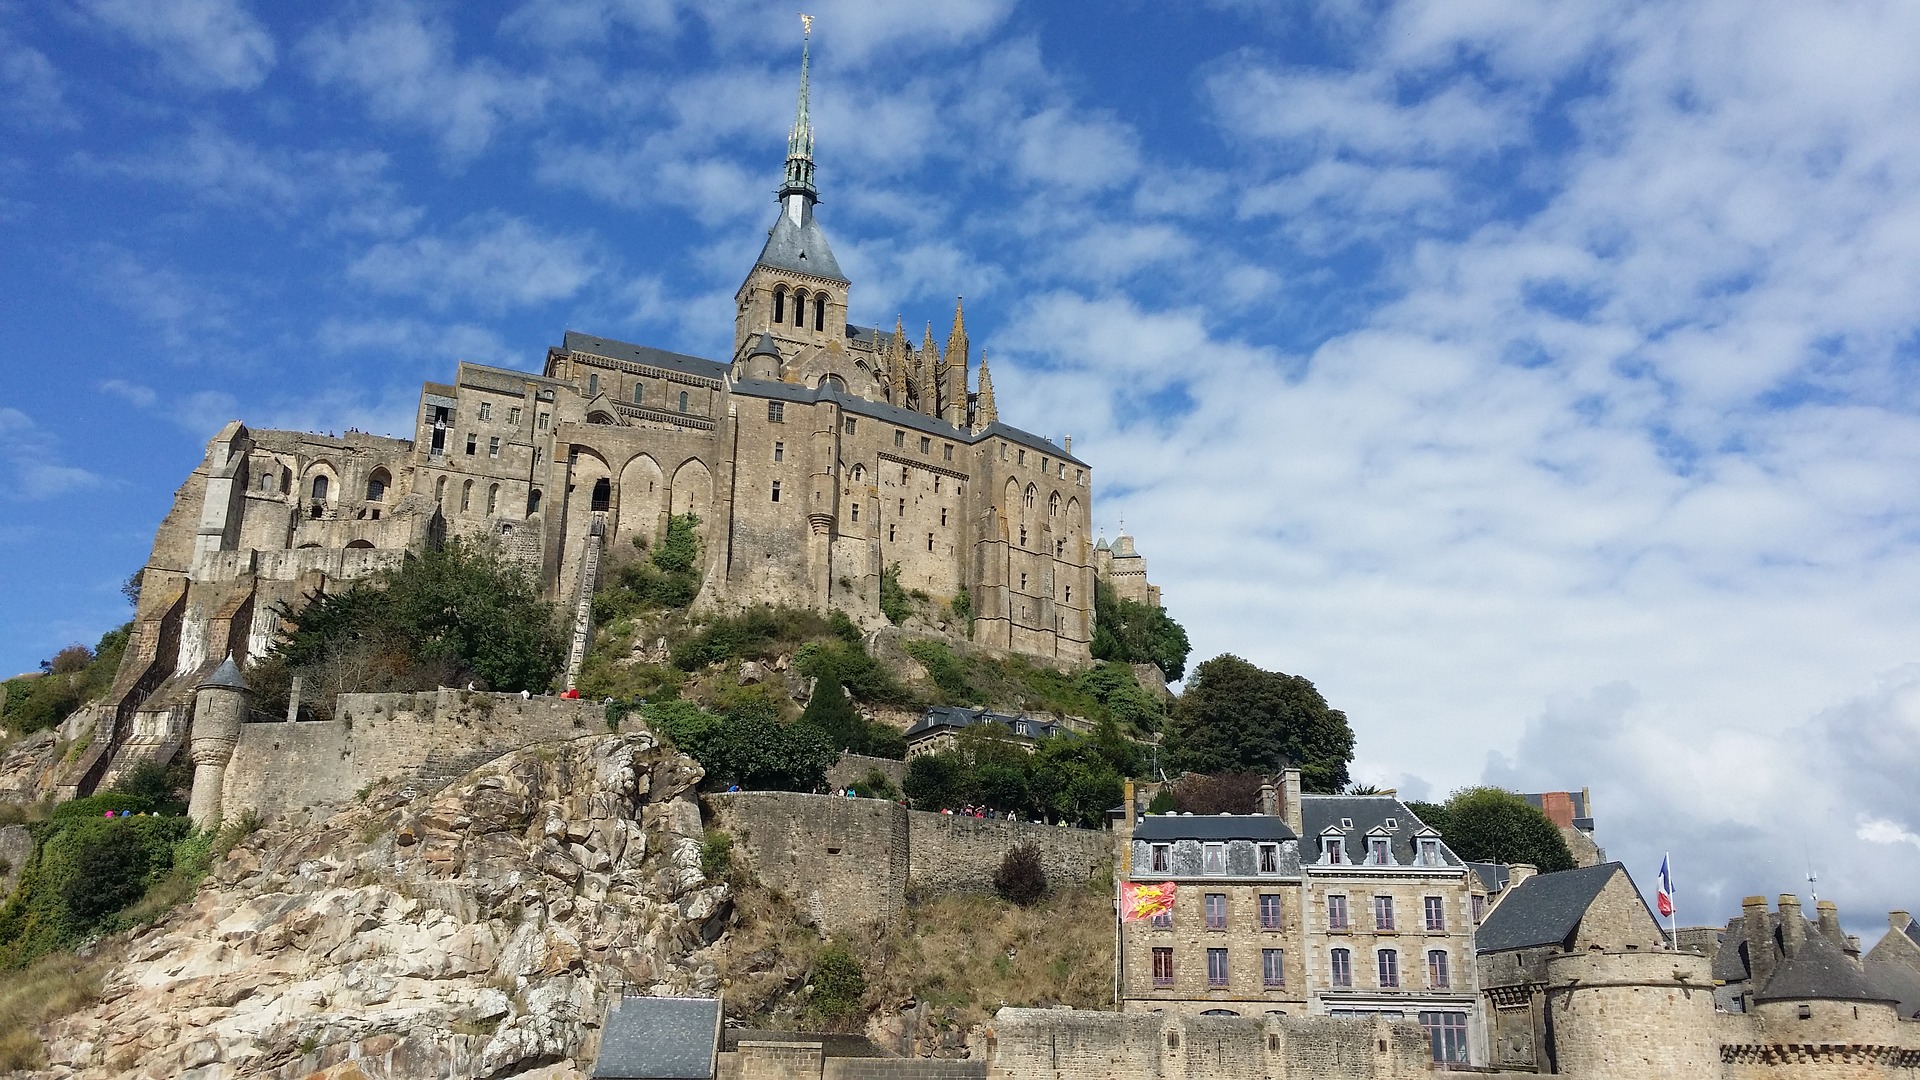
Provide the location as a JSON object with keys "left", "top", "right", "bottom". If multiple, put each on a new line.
{"left": 779, "top": 15, "right": 818, "bottom": 212}
{"left": 975, "top": 351, "right": 998, "bottom": 428}
{"left": 888, "top": 315, "right": 908, "bottom": 403}
{"left": 942, "top": 296, "right": 970, "bottom": 426}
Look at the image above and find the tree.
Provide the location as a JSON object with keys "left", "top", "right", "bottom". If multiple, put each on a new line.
{"left": 1164, "top": 655, "right": 1355, "bottom": 793}
{"left": 1428, "top": 787, "right": 1576, "bottom": 872}
{"left": 994, "top": 844, "right": 1047, "bottom": 906}
{"left": 1090, "top": 580, "right": 1191, "bottom": 680}
{"left": 1170, "top": 771, "right": 1265, "bottom": 815}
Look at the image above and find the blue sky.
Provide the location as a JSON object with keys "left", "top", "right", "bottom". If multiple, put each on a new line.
{"left": 6, "top": 0, "right": 1920, "bottom": 938}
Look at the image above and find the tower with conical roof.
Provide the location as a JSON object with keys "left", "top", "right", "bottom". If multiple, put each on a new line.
{"left": 732, "top": 18, "right": 850, "bottom": 368}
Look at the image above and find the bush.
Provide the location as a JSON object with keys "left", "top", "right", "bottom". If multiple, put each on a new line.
{"left": 1089, "top": 579, "right": 1191, "bottom": 681}
{"left": 902, "top": 640, "right": 974, "bottom": 702}
{"left": 851, "top": 768, "right": 899, "bottom": 801}
{"left": 879, "top": 564, "right": 912, "bottom": 625}
{"left": 1169, "top": 772, "right": 1266, "bottom": 816}
{"left": 994, "top": 844, "right": 1047, "bottom": 906}
{"left": 1426, "top": 787, "right": 1577, "bottom": 872}
{"left": 0, "top": 813, "right": 192, "bottom": 967}
{"left": 950, "top": 586, "right": 972, "bottom": 628}
{"left": 1, "top": 624, "right": 129, "bottom": 735}
{"left": 798, "top": 677, "right": 905, "bottom": 759}
{"left": 109, "top": 759, "right": 189, "bottom": 814}
{"left": 810, "top": 943, "right": 867, "bottom": 1024}
{"left": 646, "top": 698, "right": 838, "bottom": 792}
{"left": 699, "top": 830, "right": 733, "bottom": 879}
{"left": 672, "top": 607, "right": 845, "bottom": 671}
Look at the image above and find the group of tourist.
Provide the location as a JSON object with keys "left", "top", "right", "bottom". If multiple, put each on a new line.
{"left": 941, "top": 804, "right": 1020, "bottom": 822}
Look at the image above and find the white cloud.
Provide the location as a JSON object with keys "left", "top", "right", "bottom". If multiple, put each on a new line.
{"left": 348, "top": 214, "right": 601, "bottom": 312}
{"left": 98, "top": 379, "right": 157, "bottom": 408}
{"left": 303, "top": 5, "right": 549, "bottom": 159}
{"left": 0, "top": 31, "right": 78, "bottom": 130}
{"left": 0, "top": 407, "right": 101, "bottom": 499}
{"left": 1859, "top": 817, "right": 1920, "bottom": 853}
{"left": 74, "top": 0, "right": 274, "bottom": 92}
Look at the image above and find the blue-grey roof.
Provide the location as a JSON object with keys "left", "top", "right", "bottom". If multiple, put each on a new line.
{"left": 1474, "top": 863, "right": 1629, "bottom": 954}
{"left": 904, "top": 705, "right": 1058, "bottom": 742}
{"left": 1133, "top": 813, "right": 1297, "bottom": 843}
{"left": 196, "top": 656, "right": 249, "bottom": 693}
{"left": 756, "top": 202, "right": 847, "bottom": 283}
{"left": 1301, "top": 795, "right": 1459, "bottom": 868}
{"left": 592, "top": 995, "right": 722, "bottom": 1079}
{"left": 1756, "top": 931, "right": 1896, "bottom": 1003}
{"left": 750, "top": 332, "right": 781, "bottom": 358}
{"left": 976, "top": 421, "right": 1084, "bottom": 467}
{"left": 726, "top": 378, "right": 1083, "bottom": 466}
{"left": 1467, "top": 861, "right": 1510, "bottom": 894}
{"left": 564, "top": 331, "right": 729, "bottom": 382}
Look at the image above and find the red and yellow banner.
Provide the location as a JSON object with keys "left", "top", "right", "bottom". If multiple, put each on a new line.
{"left": 1121, "top": 881, "right": 1177, "bottom": 922}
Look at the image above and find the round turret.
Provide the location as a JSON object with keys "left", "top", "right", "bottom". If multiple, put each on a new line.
{"left": 187, "top": 656, "right": 250, "bottom": 826}
{"left": 1545, "top": 949, "right": 1717, "bottom": 1080}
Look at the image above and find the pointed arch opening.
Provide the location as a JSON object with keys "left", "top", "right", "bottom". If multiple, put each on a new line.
{"left": 366, "top": 468, "right": 391, "bottom": 502}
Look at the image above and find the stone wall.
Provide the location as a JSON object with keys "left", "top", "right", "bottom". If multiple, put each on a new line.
{"left": 706, "top": 792, "right": 1111, "bottom": 934}
{"left": 983, "top": 1008, "right": 1431, "bottom": 1080}
{"left": 1543, "top": 949, "right": 1719, "bottom": 1080}
{"left": 718, "top": 1044, "right": 987, "bottom": 1080}
{"left": 220, "top": 690, "right": 606, "bottom": 820}
{"left": 828, "top": 753, "right": 907, "bottom": 794}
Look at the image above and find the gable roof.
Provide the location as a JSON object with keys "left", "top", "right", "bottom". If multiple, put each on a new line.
{"left": 591, "top": 995, "right": 722, "bottom": 1079}
{"left": 1467, "top": 861, "right": 1510, "bottom": 894}
{"left": 1133, "top": 813, "right": 1298, "bottom": 843}
{"left": 1473, "top": 863, "right": 1631, "bottom": 954}
{"left": 1301, "top": 795, "right": 1460, "bottom": 868}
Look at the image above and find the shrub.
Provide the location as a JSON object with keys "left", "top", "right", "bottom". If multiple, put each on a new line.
{"left": 699, "top": 831, "right": 733, "bottom": 879}
{"left": 0, "top": 812, "right": 192, "bottom": 966}
{"left": 1089, "top": 579, "right": 1191, "bottom": 680}
{"left": 810, "top": 944, "right": 867, "bottom": 1023}
{"left": 902, "top": 640, "right": 974, "bottom": 702}
{"left": 949, "top": 586, "right": 972, "bottom": 627}
{"left": 879, "top": 564, "right": 912, "bottom": 625}
{"left": 109, "top": 759, "right": 189, "bottom": 813}
{"left": 851, "top": 768, "right": 899, "bottom": 801}
{"left": 1170, "top": 772, "right": 1266, "bottom": 816}
{"left": 994, "top": 844, "right": 1047, "bottom": 906}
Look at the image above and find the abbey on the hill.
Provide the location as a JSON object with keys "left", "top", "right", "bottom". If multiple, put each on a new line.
{"left": 74, "top": 31, "right": 1156, "bottom": 796}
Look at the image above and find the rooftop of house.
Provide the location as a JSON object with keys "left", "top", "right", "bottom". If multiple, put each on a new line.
{"left": 904, "top": 705, "right": 1062, "bottom": 743}
{"left": 1300, "top": 794, "right": 1462, "bottom": 868}
{"left": 591, "top": 995, "right": 721, "bottom": 1080}
{"left": 1132, "top": 813, "right": 1299, "bottom": 844}
{"left": 1473, "top": 862, "right": 1634, "bottom": 954}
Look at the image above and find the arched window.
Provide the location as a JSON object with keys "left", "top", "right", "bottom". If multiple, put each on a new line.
{"left": 366, "top": 469, "right": 390, "bottom": 502}
{"left": 1048, "top": 492, "right": 1059, "bottom": 518}
{"left": 1024, "top": 484, "right": 1037, "bottom": 509}
{"left": 633, "top": 383, "right": 644, "bottom": 404}
{"left": 678, "top": 391, "right": 689, "bottom": 412}
{"left": 794, "top": 289, "right": 808, "bottom": 325}
{"left": 814, "top": 293, "right": 826, "bottom": 331}
{"left": 461, "top": 480, "right": 473, "bottom": 512}
{"left": 486, "top": 484, "right": 499, "bottom": 515}
{"left": 311, "top": 475, "right": 330, "bottom": 502}
{"left": 591, "top": 478, "right": 611, "bottom": 512}
{"left": 850, "top": 464, "right": 864, "bottom": 484}
{"left": 773, "top": 287, "right": 786, "bottom": 324}
{"left": 434, "top": 476, "right": 446, "bottom": 505}
{"left": 527, "top": 489, "right": 542, "bottom": 515}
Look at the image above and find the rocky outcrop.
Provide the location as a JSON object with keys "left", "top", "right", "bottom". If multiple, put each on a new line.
{"left": 36, "top": 731, "right": 727, "bottom": 1080}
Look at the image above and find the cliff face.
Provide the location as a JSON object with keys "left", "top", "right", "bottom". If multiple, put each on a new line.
{"left": 36, "top": 732, "right": 726, "bottom": 1079}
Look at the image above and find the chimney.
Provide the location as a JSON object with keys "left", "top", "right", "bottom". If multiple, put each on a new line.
{"left": 1778, "top": 895, "right": 1805, "bottom": 956}
{"left": 1507, "top": 863, "right": 1538, "bottom": 891}
{"left": 1892, "top": 911, "right": 1913, "bottom": 935}
{"left": 1118, "top": 780, "right": 1137, "bottom": 877}
{"left": 1280, "top": 768, "right": 1303, "bottom": 835}
{"left": 1258, "top": 782, "right": 1278, "bottom": 818}
{"left": 1743, "top": 896, "right": 1776, "bottom": 991}
{"left": 1815, "top": 901, "right": 1845, "bottom": 948}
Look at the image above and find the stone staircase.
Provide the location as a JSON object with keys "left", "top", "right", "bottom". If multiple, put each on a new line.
{"left": 563, "top": 513, "right": 606, "bottom": 691}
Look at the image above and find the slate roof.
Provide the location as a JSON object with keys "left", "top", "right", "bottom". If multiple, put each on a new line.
{"left": 728, "top": 379, "right": 1082, "bottom": 464}
{"left": 1473, "top": 863, "right": 1628, "bottom": 954}
{"left": 196, "top": 656, "right": 249, "bottom": 693}
{"left": 1867, "top": 956, "right": 1920, "bottom": 1018}
{"left": 757, "top": 202, "right": 847, "bottom": 283}
{"left": 591, "top": 995, "right": 722, "bottom": 1079}
{"left": 903, "top": 705, "right": 1059, "bottom": 743}
{"left": 563, "top": 331, "right": 730, "bottom": 382}
{"left": 749, "top": 332, "right": 781, "bottom": 358}
{"left": 1300, "top": 794, "right": 1461, "bottom": 868}
{"left": 1467, "top": 861, "right": 1510, "bottom": 894}
{"left": 1133, "top": 813, "right": 1298, "bottom": 843}
{"left": 1756, "top": 931, "right": 1896, "bottom": 1003}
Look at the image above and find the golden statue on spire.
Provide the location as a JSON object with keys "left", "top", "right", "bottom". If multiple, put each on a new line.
{"left": 800, "top": 13, "right": 813, "bottom": 34}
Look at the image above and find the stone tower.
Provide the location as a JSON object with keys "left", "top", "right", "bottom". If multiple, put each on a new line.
{"left": 731, "top": 20, "right": 849, "bottom": 364}
{"left": 186, "top": 655, "right": 249, "bottom": 826}
{"left": 1543, "top": 949, "right": 1718, "bottom": 1079}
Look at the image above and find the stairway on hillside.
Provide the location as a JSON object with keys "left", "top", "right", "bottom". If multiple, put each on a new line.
{"left": 563, "top": 514, "right": 606, "bottom": 691}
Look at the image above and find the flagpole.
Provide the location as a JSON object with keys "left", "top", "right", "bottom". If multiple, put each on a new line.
{"left": 1667, "top": 852, "right": 1676, "bottom": 947}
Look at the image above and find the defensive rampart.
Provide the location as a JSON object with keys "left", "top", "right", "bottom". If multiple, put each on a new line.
{"left": 221, "top": 689, "right": 606, "bottom": 820}
{"left": 984, "top": 1008, "right": 1431, "bottom": 1080}
{"left": 706, "top": 792, "right": 1110, "bottom": 933}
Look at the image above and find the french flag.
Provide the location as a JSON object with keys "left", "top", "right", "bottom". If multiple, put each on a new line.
{"left": 1656, "top": 854, "right": 1675, "bottom": 918}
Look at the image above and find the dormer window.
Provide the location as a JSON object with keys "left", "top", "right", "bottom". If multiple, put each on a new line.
{"left": 1258, "top": 843, "right": 1280, "bottom": 874}
{"left": 1416, "top": 838, "right": 1442, "bottom": 867}
{"left": 1322, "top": 837, "right": 1346, "bottom": 864}
{"left": 1150, "top": 844, "right": 1170, "bottom": 873}
{"left": 1203, "top": 843, "right": 1227, "bottom": 875}
{"left": 1368, "top": 838, "right": 1392, "bottom": 865}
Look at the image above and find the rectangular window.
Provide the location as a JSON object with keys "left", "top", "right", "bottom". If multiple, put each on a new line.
{"left": 537, "top": 412, "right": 549, "bottom": 431}
{"left": 898, "top": 498, "right": 906, "bottom": 516}
{"left": 919, "top": 436, "right": 931, "bottom": 453}
{"left": 1064, "top": 585, "right": 1072, "bottom": 603}
{"left": 1019, "top": 572, "right": 1027, "bottom": 590}
{"left": 888, "top": 525, "right": 896, "bottom": 542}
{"left": 1202, "top": 843, "right": 1226, "bottom": 875}
{"left": 508, "top": 406, "right": 521, "bottom": 425}
{"left": 1204, "top": 893, "right": 1226, "bottom": 930}
{"left": 1000, "top": 444, "right": 1008, "bottom": 460}
{"left": 1327, "top": 895, "right": 1349, "bottom": 931}
{"left": 943, "top": 443, "right": 953, "bottom": 461}
{"left": 895, "top": 430, "right": 905, "bottom": 447}
{"left": 1262, "top": 949, "right": 1285, "bottom": 988}
{"left": 1425, "top": 896, "right": 1446, "bottom": 933}
{"left": 1420, "top": 1012, "right": 1469, "bottom": 1065}
{"left": 940, "top": 508, "right": 948, "bottom": 526}
{"left": 1369, "top": 838, "right": 1391, "bottom": 865}
{"left": 587, "top": 374, "right": 599, "bottom": 397}
{"left": 1330, "top": 949, "right": 1352, "bottom": 988}
{"left": 844, "top": 417, "right": 856, "bottom": 434}
{"left": 1259, "top": 894, "right": 1282, "bottom": 930}
{"left": 1152, "top": 948, "right": 1174, "bottom": 987}
{"left": 1374, "top": 896, "right": 1396, "bottom": 932}
{"left": 1018, "top": 449, "right": 1025, "bottom": 464}
{"left": 1150, "top": 844, "right": 1170, "bottom": 872}
{"left": 1206, "top": 948, "right": 1228, "bottom": 988}
{"left": 479, "top": 401, "right": 493, "bottom": 420}
{"left": 934, "top": 476, "right": 941, "bottom": 493}
{"left": 1076, "top": 469, "right": 1084, "bottom": 485}
{"left": 773, "top": 441, "right": 785, "bottom": 462}
{"left": 927, "top": 533, "right": 934, "bottom": 551}
{"left": 465, "top": 433, "right": 477, "bottom": 455}
{"left": 1324, "top": 837, "right": 1345, "bottom": 863}
{"left": 1471, "top": 895, "right": 1486, "bottom": 924}
{"left": 850, "top": 504, "right": 859, "bottom": 522}
{"left": 1417, "top": 838, "right": 1441, "bottom": 866}
{"left": 767, "top": 401, "right": 784, "bottom": 422}
{"left": 1041, "top": 457, "right": 1049, "bottom": 474}
{"left": 771, "top": 481, "right": 781, "bottom": 502}
{"left": 1427, "top": 950, "right": 1450, "bottom": 989}
{"left": 533, "top": 448, "right": 542, "bottom": 466}
{"left": 1258, "top": 844, "right": 1279, "bottom": 874}
{"left": 1377, "top": 950, "right": 1399, "bottom": 988}
{"left": 1151, "top": 911, "right": 1171, "bottom": 930}
{"left": 488, "top": 437, "right": 500, "bottom": 458}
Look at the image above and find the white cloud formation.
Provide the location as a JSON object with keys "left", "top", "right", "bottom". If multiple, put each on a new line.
{"left": 74, "top": 0, "right": 274, "bottom": 92}
{"left": 0, "top": 407, "right": 101, "bottom": 499}
{"left": 348, "top": 214, "right": 601, "bottom": 312}
{"left": 0, "top": 30, "right": 78, "bottom": 130}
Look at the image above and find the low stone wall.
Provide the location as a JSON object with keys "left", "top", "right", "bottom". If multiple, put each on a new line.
{"left": 828, "top": 753, "right": 907, "bottom": 793}
{"left": 984, "top": 1008, "right": 1431, "bottom": 1080}
{"left": 221, "top": 690, "right": 606, "bottom": 820}
{"left": 719, "top": 1044, "right": 986, "bottom": 1080}
{"left": 707, "top": 792, "right": 1112, "bottom": 934}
